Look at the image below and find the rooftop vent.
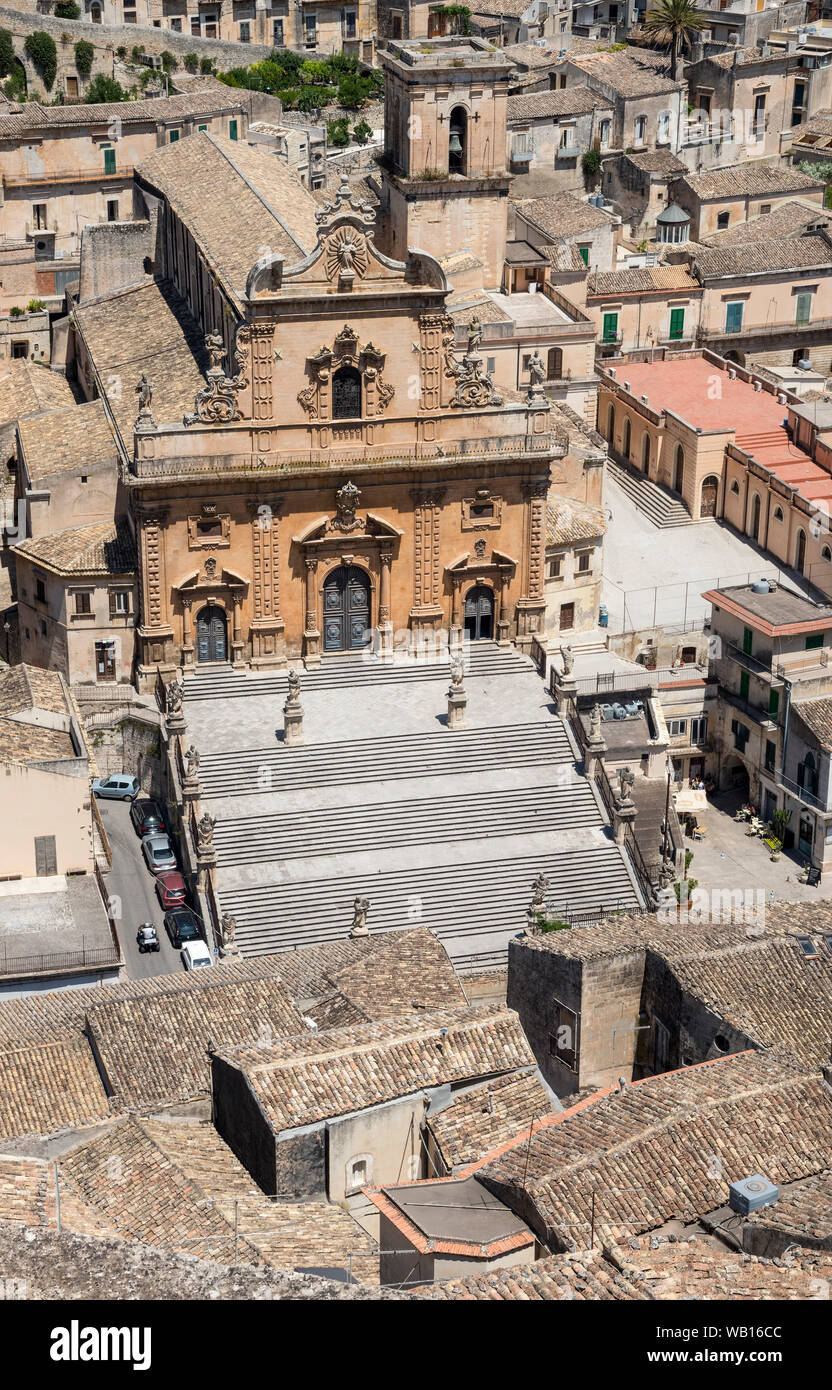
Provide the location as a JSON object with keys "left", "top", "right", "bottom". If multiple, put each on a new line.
{"left": 728, "top": 367, "right": 737, "bottom": 380}
{"left": 608, "top": 367, "right": 617, "bottom": 378}
{"left": 641, "top": 394, "right": 649, "bottom": 404}
{"left": 624, "top": 381, "right": 630, "bottom": 391}
{"left": 753, "top": 380, "right": 762, "bottom": 392}
{"left": 728, "top": 1175, "right": 779, "bottom": 1216}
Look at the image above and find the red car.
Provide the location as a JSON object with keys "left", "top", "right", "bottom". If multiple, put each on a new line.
{"left": 155, "top": 871, "right": 188, "bottom": 911}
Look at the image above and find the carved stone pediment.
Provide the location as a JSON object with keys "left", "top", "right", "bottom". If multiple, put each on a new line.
{"left": 297, "top": 327, "right": 395, "bottom": 420}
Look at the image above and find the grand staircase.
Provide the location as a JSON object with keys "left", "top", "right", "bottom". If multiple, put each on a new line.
{"left": 184, "top": 645, "right": 645, "bottom": 973}
{"left": 608, "top": 456, "right": 693, "bottom": 529}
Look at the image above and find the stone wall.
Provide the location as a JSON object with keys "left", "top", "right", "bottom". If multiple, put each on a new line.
{"left": 0, "top": 5, "right": 269, "bottom": 98}
{"left": 78, "top": 219, "right": 154, "bottom": 302}
{"left": 211, "top": 1053, "right": 284, "bottom": 1197}
{"left": 83, "top": 710, "right": 163, "bottom": 796}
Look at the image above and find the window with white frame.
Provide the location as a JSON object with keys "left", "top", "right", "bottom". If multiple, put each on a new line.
{"left": 690, "top": 714, "right": 708, "bottom": 744}
{"left": 668, "top": 718, "right": 688, "bottom": 738}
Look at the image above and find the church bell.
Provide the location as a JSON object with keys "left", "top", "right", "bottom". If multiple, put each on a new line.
{"left": 448, "top": 127, "right": 463, "bottom": 157}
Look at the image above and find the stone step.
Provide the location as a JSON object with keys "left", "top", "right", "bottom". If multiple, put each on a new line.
{"left": 608, "top": 458, "right": 693, "bottom": 529}
{"left": 219, "top": 843, "right": 643, "bottom": 971}
{"left": 184, "top": 643, "right": 535, "bottom": 701}
{"left": 199, "top": 719, "right": 574, "bottom": 799}
{"left": 213, "top": 780, "right": 604, "bottom": 865}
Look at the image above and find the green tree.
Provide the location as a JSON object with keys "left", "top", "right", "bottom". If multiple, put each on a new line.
{"left": 327, "top": 116, "right": 350, "bottom": 147}
{"left": 199, "top": 57, "right": 213, "bottom": 74}
{"left": 582, "top": 148, "right": 601, "bottom": 182}
{"left": 642, "top": 0, "right": 705, "bottom": 80}
{"left": 74, "top": 39, "right": 94, "bottom": 76}
{"left": 0, "top": 28, "right": 16, "bottom": 78}
{"left": 24, "top": 32, "right": 58, "bottom": 90}
{"left": 183, "top": 52, "right": 199, "bottom": 72}
{"left": 84, "top": 72, "right": 126, "bottom": 103}
{"left": 55, "top": 0, "right": 81, "bottom": 16}
{"left": 337, "top": 73, "right": 365, "bottom": 110}
{"left": 160, "top": 50, "right": 178, "bottom": 72}
{"left": 353, "top": 118, "right": 373, "bottom": 144}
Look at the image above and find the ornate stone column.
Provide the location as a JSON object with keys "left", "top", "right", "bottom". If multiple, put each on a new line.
{"left": 181, "top": 596, "right": 194, "bottom": 669}
{"left": 231, "top": 591, "right": 245, "bottom": 669}
{"left": 450, "top": 574, "right": 464, "bottom": 652}
{"left": 497, "top": 570, "right": 512, "bottom": 646}
{"left": 515, "top": 480, "right": 548, "bottom": 651}
{"left": 304, "top": 556, "right": 321, "bottom": 667}
{"left": 379, "top": 544, "right": 394, "bottom": 659}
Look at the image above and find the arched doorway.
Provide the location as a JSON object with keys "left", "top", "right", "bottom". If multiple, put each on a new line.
{"left": 464, "top": 584, "right": 494, "bottom": 641}
{"left": 795, "top": 528, "right": 807, "bottom": 574}
{"left": 701, "top": 475, "right": 719, "bottom": 518}
{"left": 673, "top": 444, "right": 685, "bottom": 494}
{"left": 448, "top": 105, "right": 468, "bottom": 174}
{"left": 196, "top": 604, "right": 227, "bottom": 663}
{"left": 332, "top": 365, "right": 361, "bottom": 420}
{"left": 622, "top": 416, "right": 631, "bottom": 459}
{"left": 750, "top": 493, "right": 761, "bottom": 540}
{"left": 641, "top": 432, "right": 650, "bottom": 473}
{"left": 90, "top": 1, "right": 102, "bottom": 19}
{"left": 323, "top": 565, "right": 371, "bottom": 652}
{"left": 607, "top": 403, "right": 615, "bottom": 445}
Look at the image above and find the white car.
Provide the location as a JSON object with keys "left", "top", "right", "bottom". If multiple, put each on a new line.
{"left": 181, "top": 941, "right": 212, "bottom": 971}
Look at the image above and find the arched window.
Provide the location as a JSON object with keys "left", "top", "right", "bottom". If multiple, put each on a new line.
{"left": 730, "top": 480, "right": 740, "bottom": 495}
{"left": 448, "top": 105, "right": 468, "bottom": 175}
{"left": 623, "top": 416, "right": 631, "bottom": 458}
{"left": 547, "top": 347, "right": 562, "bottom": 380}
{"left": 773, "top": 506, "right": 784, "bottom": 522}
{"left": 795, "top": 528, "right": 807, "bottom": 574}
{"left": 332, "top": 364, "right": 362, "bottom": 419}
{"left": 90, "top": 1, "right": 102, "bottom": 19}
{"left": 823, "top": 546, "right": 832, "bottom": 561}
{"left": 641, "top": 432, "right": 650, "bottom": 473}
{"left": 798, "top": 750, "right": 818, "bottom": 795}
{"left": 674, "top": 444, "right": 684, "bottom": 494}
{"left": 750, "top": 493, "right": 761, "bottom": 540}
{"left": 607, "top": 403, "right": 615, "bottom": 444}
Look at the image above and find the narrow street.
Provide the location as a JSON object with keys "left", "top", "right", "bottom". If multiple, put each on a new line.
{"left": 97, "top": 799, "right": 183, "bottom": 980}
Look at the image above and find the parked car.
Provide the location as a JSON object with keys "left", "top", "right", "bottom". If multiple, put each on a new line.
{"left": 130, "top": 798, "right": 166, "bottom": 838}
{"left": 142, "top": 833, "right": 177, "bottom": 875}
{"left": 155, "top": 871, "right": 188, "bottom": 911}
{"left": 136, "top": 923, "right": 160, "bottom": 954}
{"left": 92, "top": 774, "right": 139, "bottom": 802}
{"left": 164, "top": 907, "right": 201, "bottom": 949}
{"left": 181, "top": 940, "right": 212, "bottom": 971}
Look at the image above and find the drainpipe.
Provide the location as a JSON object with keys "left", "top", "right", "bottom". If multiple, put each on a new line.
{"left": 781, "top": 678, "right": 793, "bottom": 803}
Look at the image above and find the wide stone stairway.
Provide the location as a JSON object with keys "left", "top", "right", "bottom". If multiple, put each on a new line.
{"left": 184, "top": 645, "right": 644, "bottom": 973}
{"left": 607, "top": 456, "right": 693, "bottom": 529}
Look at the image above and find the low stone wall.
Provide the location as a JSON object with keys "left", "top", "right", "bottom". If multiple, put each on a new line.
{"left": 0, "top": 5, "right": 270, "bottom": 97}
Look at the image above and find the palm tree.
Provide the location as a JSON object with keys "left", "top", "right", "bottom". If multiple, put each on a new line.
{"left": 642, "top": 0, "right": 706, "bottom": 80}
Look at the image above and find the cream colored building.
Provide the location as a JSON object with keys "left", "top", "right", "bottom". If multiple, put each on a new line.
{"left": 668, "top": 164, "right": 826, "bottom": 242}
{"left": 81, "top": 0, "right": 377, "bottom": 56}
{"left": 587, "top": 265, "right": 703, "bottom": 359}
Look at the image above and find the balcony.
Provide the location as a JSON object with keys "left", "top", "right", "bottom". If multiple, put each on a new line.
{"left": 698, "top": 316, "right": 832, "bottom": 344}
{"left": 725, "top": 641, "right": 785, "bottom": 683}
{"left": 777, "top": 768, "right": 827, "bottom": 813}
{"left": 9, "top": 166, "right": 132, "bottom": 190}
{"left": 720, "top": 684, "right": 778, "bottom": 730}
{"left": 556, "top": 144, "right": 579, "bottom": 160}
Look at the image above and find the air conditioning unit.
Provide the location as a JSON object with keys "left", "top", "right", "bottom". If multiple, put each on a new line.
{"left": 728, "top": 1175, "right": 779, "bottom": 1215}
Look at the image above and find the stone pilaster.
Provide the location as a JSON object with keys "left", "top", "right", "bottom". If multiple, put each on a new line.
{"left": 303, "top": 556, "right": 321, "bottom": 667}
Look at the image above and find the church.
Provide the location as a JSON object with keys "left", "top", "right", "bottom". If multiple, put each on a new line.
{"left": 65, "top": 38, "right": 605, "bottom": 689}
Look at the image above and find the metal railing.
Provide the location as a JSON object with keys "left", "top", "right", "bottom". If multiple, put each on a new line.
{"left": 725, "top": 642, "right": 778, "bottom": 679}
{"left": 698, "top": 316, "right": 832, "bottom": 342}
{"left": 0, "top": 943, "right": 120, "bottom": 980}
{"left": 777, "top": 768, "right": 827, "bottom": 813}
{"left": 622, "top": 818, "right": 658, "bottom": 907}
{"left": 574, "top": 671, "right": 657, "bottom": 697}
{"left": 720, "top": 684, "right": 778, "bottom": 727}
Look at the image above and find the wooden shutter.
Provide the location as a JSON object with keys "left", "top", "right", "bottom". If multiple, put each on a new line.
{"left": 34, "top": 835, "right": 57, "bottom": 877}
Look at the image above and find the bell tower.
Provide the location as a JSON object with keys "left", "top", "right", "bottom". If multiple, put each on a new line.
{"left": 376, "top": 37, "right": 512, "bottom": 289}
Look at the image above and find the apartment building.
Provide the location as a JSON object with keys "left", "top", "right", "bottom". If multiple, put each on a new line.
{"left": 668, "top": 163, "right": 825, "bottom": 240}
{"left": 506, "top": 86, "right": 612, "bottom": 196}
{"left": 562, "top": 49, "right": 687, "bottom": 155}
{"left": 587, "top": 265, "right": 703, "bottom": 358}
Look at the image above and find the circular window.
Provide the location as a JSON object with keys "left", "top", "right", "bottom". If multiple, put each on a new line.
{"left": 713, "top": 1033, "right": 730, "bottom": 1053}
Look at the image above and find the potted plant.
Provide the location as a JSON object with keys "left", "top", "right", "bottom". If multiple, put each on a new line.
{"left": 770, "top": 807, "right": 791, "bottom": 846}
{"left": 674, "top": 877, "right": 698, "bottom": 909}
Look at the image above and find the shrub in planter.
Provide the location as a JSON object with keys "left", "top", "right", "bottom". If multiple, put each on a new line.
{"left": 75, "top": 40, "right": 94, "bottom": 77}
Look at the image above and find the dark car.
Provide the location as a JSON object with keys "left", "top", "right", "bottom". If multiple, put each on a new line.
{"left": 164, "top": 907, "right": 201, "bottom": 949}
{"left": 130, "top": 798, "right": 166, "bottom": 838}
{"left": 155, "top": 870, "right": 188, "bottom": 911}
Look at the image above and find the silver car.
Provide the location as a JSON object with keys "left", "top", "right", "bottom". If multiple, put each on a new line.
{"left": 141, "top": 833, "right": 177, "bottom": 875}
{"left": 92, "top": 774, "right": 140, "bottom": 801}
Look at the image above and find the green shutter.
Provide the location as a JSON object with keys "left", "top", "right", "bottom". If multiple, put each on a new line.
{"left": 768, "top": 688, "right": 779, "bottom": 717}
{"left": 740, "top": 670, "right": 750, "bottom": 701}
{"left": 796, "top": 292, "right": 812, "bottom": 325}
{"left": 669, "top": 307, "right": 684, "bottom": 340}
{"left": 578, "top": 245, "right": 589, "bottom": 266}
{"left": 169, "top": 129, "right": 180, "bottom": 142}
{"left": 742, "top": 626, "right": 753, "bottom": 655}
{"left": 103, "top": 146, "right": 115, "bottom": 174}
{"left": 806, "top": 632, "right": 824, "bottom": 649}
{"left": 229, "top": 119, "right": 238, "bottom": 142}
{"left": 726, "top": 301, "right": 744, "bottom": 333}
{"left": 602, "top": 312, "right": 618, "bottom": 343}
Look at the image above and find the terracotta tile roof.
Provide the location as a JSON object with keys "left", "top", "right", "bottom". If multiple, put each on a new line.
{"left": 55, "top": 1117, "right": 379, "bottom": 1280}
{"left": 790, "top": 697, "right": 832, "bottom": 751}
{"left": 608, "top": 1233, "right": 832, "bottom": 1298}
{"left": 85, "top": 976, "right": 309, "bottom": 1110}
{"left": 704, "top": 199, "right": 832, "bottom": 246}
{"left": 514, "top": 901, "right": 832, "bottom": 1071}
{"left": 73, "top": 278, "right": 206, "bottom": 449}
{"left": 0, "top": 664, "right": 77, "bottom": 766}
{"left": 214, "top": 1005, "right": 535, "bottom": 1132}
{"left": 676, "top": 164, "right": 825, "bottom": 201}
{"left": 503, "top": 41, "right": 568, "bottom": 66}
{"left": 0, "top": 718, "right": 75, "bottom": 765}
{"left": 476, "top": 1052, "right": 832, "bottom": 1249}
{"left": 517, "top": 192, "right": 613, "bottom": 239}
{"left": 568, "top": 51, "right": 684, "bottom": 97}
{"left": 0, "top": 1155, "right": 112, "bottom": 1237}
{"left": 0, "top": 90, "right": 247, "bottom": 137}
{"left": 0, "top": 1038, "right": 111, "bottom": 1141}
{"left": 421, "top": 1249, "right": 646, "bottom": 1299}
{"left": 0, "top": 663, "right": 67, "bottom": 718}
{"left": 624, "top": 149, "right": 686, "bottom": 176}
{"left": 0, "top": 361, "right": 74, "bottom": 429}
{"left": 17, "top": 399, "right": 118, "bottom": 483}
{"left": 587, "top": 265, "right": 699, "bottom": 296}
{"left": 546, "top": 498, "right": 607, "bottom": 546}
{"left": 136, "top": 131, "right": 319, "bottom": 307}
{"left": 744, "top": 1168, "right": 832, "bottom": 1248}
{"left": 693, "top": 236, "right": 832, "bottom": 279}
{"left": 427, "top": 1071, "right": 553, "bottom": 1171}
{"left": 14, "top": 517, "right": 135, "bottom": 577}
{"left": 321, "top": 927, "right": 466, "bottom": 1022}
{"left": 507, "top": 86, "right": 599, "bottom": 122}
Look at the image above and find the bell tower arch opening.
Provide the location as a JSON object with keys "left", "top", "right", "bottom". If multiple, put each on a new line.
{"left": 448, "top": 106, "right": 468, "bottom": 175}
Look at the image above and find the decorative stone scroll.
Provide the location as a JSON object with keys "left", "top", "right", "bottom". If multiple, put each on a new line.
{"left": 444, "top": 315, "right": 503, "bottom": 409}
{"left": 184, "top": 328, "right": 250, "bottom": 427}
